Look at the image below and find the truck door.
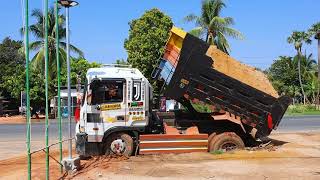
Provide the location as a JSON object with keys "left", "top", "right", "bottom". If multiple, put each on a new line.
{"left": 86, "top": 78, "right": 127, "bottom": 142}
{"left": 127, "top": 79, "right": 147, "bottom": 126}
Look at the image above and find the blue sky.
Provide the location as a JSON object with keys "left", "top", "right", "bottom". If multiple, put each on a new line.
{"left": 0, "top": 0, "right": 319, "bottom": 69}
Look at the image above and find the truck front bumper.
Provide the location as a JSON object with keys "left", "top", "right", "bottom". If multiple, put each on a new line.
{"left": 76, "top": 133, "right": 103, "bottom": 156}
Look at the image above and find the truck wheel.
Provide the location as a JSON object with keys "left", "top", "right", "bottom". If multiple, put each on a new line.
{"left": 104, "top": 133, "right": 133, "bottom": 157}
{"left": 209, "top": 132, "right": 244, "bottom": 152}
{"left": 207, "top": 132, "right": 216, "bottom": 151}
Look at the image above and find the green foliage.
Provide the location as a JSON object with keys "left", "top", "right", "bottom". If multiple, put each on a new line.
{"left": 286, "top": 104, "right": 320, "bottom": 115}
{"left": 124, "top": 8, "right": 173, "bottom": 91}
{"left": 29, "top": 68, "right": 46, "bottom": 108}
{"left": 59, "top": 57, "right": 101, "bottom": 87}
{"left": 267, "top": 54, "right": 317, "bottom": 101}
{"left": 287, "top": 31, "right": 311, "bottom": 52}
{"left": 267, "top": 56, "right": 299, "bottom": 97}
{"left": 191, "top": 103, "right": 213, "bottom": 113}
{"left": 308, "top": 22, "right": 320, "bottom": 39}
{"left": 0, "top": 37, "right": 97, "bottom": 109}
{"left": 184, "top": 0, "right": 243, "bottom": 54}
{"left": 115, "top": 59, "right": 129, "bottom": 65}
{"left": 24, "top": 7, "right": 83, "bottom": 81}
{"left": 0, "top": 37, "right": 25, "bottom": 108}
{"left": 210, "top": 150, "right": 224, "bottom": 154}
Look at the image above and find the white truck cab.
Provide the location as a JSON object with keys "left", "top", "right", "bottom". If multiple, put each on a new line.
{"left": 76, "top": 65, "right": 153, "bottom": 156}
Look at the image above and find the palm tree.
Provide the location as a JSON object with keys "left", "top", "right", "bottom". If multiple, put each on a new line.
{"left": 300, "top": 54, "right": 318, "bottom": 104}
{"left": 184, "top": 0, "right": 243, "bottom": 54}
{"left": 308, "top": 23, "right": 320, "bottom": 108}
{"left": 287, "top": 31, "right": 312, "bottom": 104}
{"left": 299, "top": 53, "right": 317, "bottom": 79}
{"left": 308, "top": 22, "right": 320, "bottom": 80}
{"left": 22, "top": 7, "right": 83, "bottom": 80}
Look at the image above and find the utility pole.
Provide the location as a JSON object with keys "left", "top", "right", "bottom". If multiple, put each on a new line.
{"left": 58, "top": 0, "right": 80, "bottom": 172}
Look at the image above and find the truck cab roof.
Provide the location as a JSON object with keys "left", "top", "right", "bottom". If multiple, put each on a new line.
{"left": 87, "top": 65, "right": 146, "bottom": 81}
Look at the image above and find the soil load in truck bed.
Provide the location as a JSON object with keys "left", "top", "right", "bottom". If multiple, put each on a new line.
{"left": 153, "top": 27, "right": 291, "bottom": 138}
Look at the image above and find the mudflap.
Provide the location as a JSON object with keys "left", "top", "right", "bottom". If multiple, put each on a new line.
{"left": 139, "top": 134, "right": 208, "bottom": 154}
{"left": 76, "top": 133, "right": 102, "bottom": 156}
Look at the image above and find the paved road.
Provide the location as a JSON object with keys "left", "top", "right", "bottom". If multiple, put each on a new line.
{"left": 0, "top": 119, "right": 76, "bottom": 160}
{"left": 0, "top": 115, "right": 319, "bottom": 160}
{"left": 277, "top": 115, "right": 320, "bottom": 132}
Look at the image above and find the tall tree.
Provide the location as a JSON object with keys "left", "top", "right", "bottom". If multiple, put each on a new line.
{"left": 308, "top": 23, "right": 320, "bottom": 75}
{"left": 184, "top": 0, "right": 243, "bottom": 54}
{"left": 0, "top": 37, "right": 25, "bottom": 109}
{"left": 287, "top": 31, "right": 312, "bottom": 104}
{"left": 267, "top": 54, "right": 316, "bottom": 104}
{"left": 267, "top": 56, "right": 299, "bottom": 98}
{"left": 59, "top": 57, "right": 101, "bottom": 86}
{"left": 124, "top": 8, "right": 173, "bottom": 93}
{"left": 22, "top": 7, "right": 83, "bottom": 80}
{"left": 308, "top": 22, "right": 320, "bottom": 107}
{"left": 299, "top": 53, "right": 318, "bottom": 104}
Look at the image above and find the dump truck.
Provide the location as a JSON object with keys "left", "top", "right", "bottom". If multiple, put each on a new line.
{"left": 75, "top": 27, "right": 290, "bottom": 157}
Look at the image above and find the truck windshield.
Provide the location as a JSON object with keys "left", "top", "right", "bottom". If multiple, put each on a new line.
{"left": 90, "top": 79, "right": 125, "bottom": 105}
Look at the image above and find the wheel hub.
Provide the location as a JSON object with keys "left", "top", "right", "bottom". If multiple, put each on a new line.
{"left": 221, "top": 142, "right": 237, "bottom": 151}
{"left": 110, "top": 139, "right": 125, "bottom": 154}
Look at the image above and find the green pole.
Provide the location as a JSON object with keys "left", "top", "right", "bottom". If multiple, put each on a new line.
{"left": 44, "top": 0, "right": 49, "bottom": 179}
{"left": 55, "top": 0, "right": 63, "bottom": 173}
{"left": 25, "top": 0, "right": 31, "bottom": 179}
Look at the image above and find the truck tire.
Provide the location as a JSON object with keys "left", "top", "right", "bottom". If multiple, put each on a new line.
{"left": 209, "top": 132, "right": 244, "bottom": 152}
{"left": 104, "top": 133, "right": 133, "bottom": 157}
{"left": 207, "top": 132, "right": 216, "bottom": 151}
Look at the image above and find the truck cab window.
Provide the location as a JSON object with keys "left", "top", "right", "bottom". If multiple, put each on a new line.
{"left": 91, "top": 79, "right": 125, "bottom": 105}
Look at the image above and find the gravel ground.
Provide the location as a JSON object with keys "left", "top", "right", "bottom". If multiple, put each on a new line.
{"left": 1, "top": 132, "right": 319, "bottom": 180}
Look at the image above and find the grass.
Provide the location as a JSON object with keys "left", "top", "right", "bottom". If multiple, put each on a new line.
{"left": 285, "top": 104, "right": 320, "bottom": 116}
{"left": 210, "top": 150, "right": 224, "bottom": 155}
{"left": 191, "top": 102, "right": 320, "bottom": 116}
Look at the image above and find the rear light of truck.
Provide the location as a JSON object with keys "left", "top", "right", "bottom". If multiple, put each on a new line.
{"left": 267, "top": 113, "right": 273, "bottom": 129}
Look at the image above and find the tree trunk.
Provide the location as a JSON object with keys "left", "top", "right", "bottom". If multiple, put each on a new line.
{"left": 317, "top": 39, "right": 320, "bottom": 108}
{"left": 298, "top": 50, "right": 306, "bottom": 105}
{"left": 318, "top": 39, "right": 320, "bottom": 81}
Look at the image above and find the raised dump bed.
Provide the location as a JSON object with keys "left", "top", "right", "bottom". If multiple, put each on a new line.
{"left": 153, "top": 27, "right": 291, "bottom": 138}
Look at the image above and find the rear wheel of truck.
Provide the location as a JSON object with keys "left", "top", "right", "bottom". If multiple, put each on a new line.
{"left": 208, "top": 132, "right": 244, "bottom": 152}
{"left": 207, "top": 132, "right": 216, "bottom": 151}
{"left": 104, "top": 133, "right": 133, "bottom": 157}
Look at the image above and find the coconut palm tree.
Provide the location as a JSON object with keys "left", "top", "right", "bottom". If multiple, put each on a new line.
{"left": 299, "top": 53, "right": 318, "bottom": 104}
{"left": 308, "top": 23, "right": 320, "bottom": 108}
{"left": 22, "top": 7, "right": 83, "bottom": 80}
{"left": 308, "top": 22, "right": 320, "bottom": 80}
{"left": 299, "top": 53, "right": 317, "bottom": 79}
{"left": 184, "top": 0, "right": 243, "bottom": 54}
{"left": 287, "top": 31, "right": 312, "bottom": 104}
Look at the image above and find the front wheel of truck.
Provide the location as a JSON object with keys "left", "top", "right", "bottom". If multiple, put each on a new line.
{"left": 104, "top": 133, "right": 133, "bottom": 157}
{"left": 209, "top": 132, "right": 245, "bottom": 152}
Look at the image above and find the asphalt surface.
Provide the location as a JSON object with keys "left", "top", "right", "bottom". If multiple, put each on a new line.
{"left": 0, "top": 115, "right": 319, "bottom": 160}
{"left": 0, "top": 119, "right": 76, "bottom": 160}
{"left": 277, "top": 115, "right": 320, "bottom": 132}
